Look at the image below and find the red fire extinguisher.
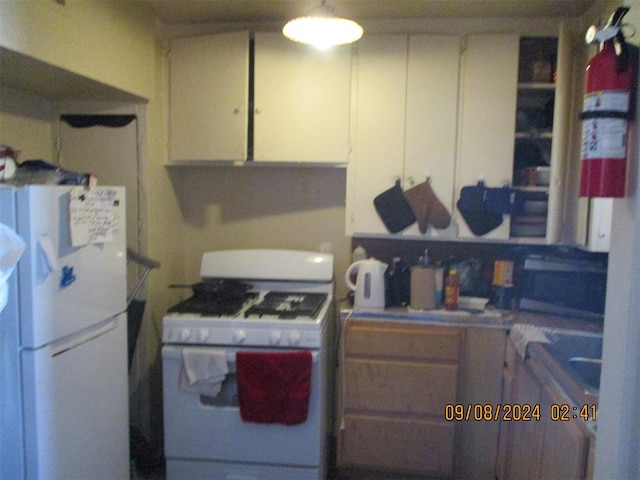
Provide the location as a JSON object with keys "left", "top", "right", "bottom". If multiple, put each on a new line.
{"left": 581, "top": 6, "right": 638, "bottom": 198}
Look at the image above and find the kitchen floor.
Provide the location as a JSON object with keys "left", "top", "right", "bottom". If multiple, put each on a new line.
{"left": 134, "top": 463, "right": 342, "bottom": 479}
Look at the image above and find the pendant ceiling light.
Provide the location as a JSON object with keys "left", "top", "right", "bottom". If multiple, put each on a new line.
{"left": 282, "top": 1, "right": 363, "bottom": 49}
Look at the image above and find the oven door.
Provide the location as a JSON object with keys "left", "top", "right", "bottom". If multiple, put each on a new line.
{"left": 162, "top": 345, "right": 327, "bottom": 471}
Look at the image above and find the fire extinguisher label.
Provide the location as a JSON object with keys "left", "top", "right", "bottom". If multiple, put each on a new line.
{"left": 581, "top": 118, "right": 628, "bottom": 159}
{"left": 583, "top": 90, "right": 630, "bottom": 112}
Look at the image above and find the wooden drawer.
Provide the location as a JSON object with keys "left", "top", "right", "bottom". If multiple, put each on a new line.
{"left": 345, "top": 321, "right": 463, "bottom": 361}
{"left": 339, "top": 414, "right": 455, "bottom": 476}
{"left": 345, "top": 358, "right": 458, "bottom": 414}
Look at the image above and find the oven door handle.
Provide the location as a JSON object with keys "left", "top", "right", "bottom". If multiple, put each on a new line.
{"left": 162, "top": 346, "right": 319, "bottom": 364}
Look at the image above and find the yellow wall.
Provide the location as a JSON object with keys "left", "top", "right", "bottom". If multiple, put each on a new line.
{"left": 174, "top": 165, "right": 350, "bottom": 292}
{"left": 0, "top": 87, "right": 54, "bottom": 160}
{"left": 0, "top": 0, "right": 155, "bottom": 100}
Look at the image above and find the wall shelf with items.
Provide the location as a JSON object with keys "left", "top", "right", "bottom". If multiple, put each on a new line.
{"left": 510, "top": 37, "right": 558, "bottom": 241}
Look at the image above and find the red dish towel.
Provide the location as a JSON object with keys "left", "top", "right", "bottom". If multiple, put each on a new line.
{"left": 236, "top": 351, "right": 313, "bottom": 425}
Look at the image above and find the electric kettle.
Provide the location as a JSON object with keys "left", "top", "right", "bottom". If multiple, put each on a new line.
{"left": 345, "top": 258, "right": 388, "bottom": 310}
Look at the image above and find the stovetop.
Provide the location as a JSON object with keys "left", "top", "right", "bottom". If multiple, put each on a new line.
{"left": 243, "top": 292, "right": 326, "bottom": 320}
{"left": 166, "top": 291, "right": 327, "bottom": 321}
{"left": 163, "top": 290, "right": 332, "bottom": 347}
{"left": 167, "top": 292, "right": 258, "bottom": 317}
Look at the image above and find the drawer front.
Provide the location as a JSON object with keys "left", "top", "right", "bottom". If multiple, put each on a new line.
{"left": 339, "top": 414, "right": 455, "bottom": 475}
{"left": 346, "top": 321, "right": 463, "bottom": 361}
{"left": 345, "top": 358, "right": 458, "bottom": 414}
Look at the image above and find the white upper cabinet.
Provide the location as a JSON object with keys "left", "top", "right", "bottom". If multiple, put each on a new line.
{"left": 403, "top": 34, "right": 461, "bottom": 237}
{"left": 455, "top": 33, "right": 519, "bottom": 240}
{"left": 346, "top": 34, "right": 460, "bottom": 237}
{"left": 168, "top": 31, "right": 249, "bottom": 162}
{"left": 253, "top": 33, "right": 352, "bottom": 163}
{"left": 347, "top": 34, "right": 408, "bottom": 235}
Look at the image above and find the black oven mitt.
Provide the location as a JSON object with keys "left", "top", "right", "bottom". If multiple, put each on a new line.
{"left": 373, "top": 180, "right": 416, "bottom": 233}
{"left": 456, "top": 181, "right": 503, "bottom": 236}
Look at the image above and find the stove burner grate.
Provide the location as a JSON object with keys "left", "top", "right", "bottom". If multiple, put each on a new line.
{"left": 167, "top": 292, "right": 258, "bottom": 317}
{"left": 244, "top": 292, "right": 327, "bottom": 320}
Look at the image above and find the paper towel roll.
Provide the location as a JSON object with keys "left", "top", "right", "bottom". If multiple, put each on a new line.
{"left": 410, "top": 266, "right": 436, "bottom": 310}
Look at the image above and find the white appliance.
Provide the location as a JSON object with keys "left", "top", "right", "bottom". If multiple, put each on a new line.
{"left": 162, "top": 249, "right": 335, "bottom": 480}
{"left": 0, "top": 185, "right": 129, "bottom": 480}
{"left": 344, "top": 258, "right": 387, "bottom": 310}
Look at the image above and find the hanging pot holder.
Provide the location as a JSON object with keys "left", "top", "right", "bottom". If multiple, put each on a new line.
{"left": 373, "top": 180, "right": 416, "bottom": 233}
{"left": 456, "top": 181, "right": 503, "bottom": 236}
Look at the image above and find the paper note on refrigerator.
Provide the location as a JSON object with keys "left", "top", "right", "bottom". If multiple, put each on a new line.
{"left": 69, "top": 187, "right": 120, "bottom": 246}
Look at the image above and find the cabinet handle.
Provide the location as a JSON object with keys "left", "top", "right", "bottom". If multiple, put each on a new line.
{"left": 255, "top": 108, "right": 262, "bottom": 115}
{"left": 232, "top": 107, "right": 240, "bottom": 115}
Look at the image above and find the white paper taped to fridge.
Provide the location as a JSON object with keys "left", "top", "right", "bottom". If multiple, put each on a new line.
{"left": 69, "top": 187, "right": 120, "bottom": 246}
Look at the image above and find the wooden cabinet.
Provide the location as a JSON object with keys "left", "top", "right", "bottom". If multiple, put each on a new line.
{"left": 509, "top": 28, "right": 575, "bottom": 244}
{"left": 336, "top": 320, "right": 463, "bottom": 477}
{"left": 496, "top": 340, "right": 594, "bottom": 480}
{"left": 167, "top": 31, "right": 352, "bottom": 164}
{"left": 168, "top": 31, "right": 249, "bottom": 162}
{"left": 455, "top": 28, "right": 575, "bottom": 243}
{"left": 253, "top": 33, "right": 352, "bottom": 163}
{"left": 346, "top": 33, "right": 460, "bottom": 237}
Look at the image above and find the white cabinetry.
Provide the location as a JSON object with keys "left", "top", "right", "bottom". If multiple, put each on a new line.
{"left": 253, "top": 33, "right": 352, "bottom": 163}
{"left": 168, "top": 31, "right": 249, "bottom": 162}
{"left": 168, "top": 31, "right": 352, "bottom": 164}
{"left": 455, "top": 33, "right": 519, "bottom": 240}
{"left": 346, "top": 34, "right": 460, "bottom": 236}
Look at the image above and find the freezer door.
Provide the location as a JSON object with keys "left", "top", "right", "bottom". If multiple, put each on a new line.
{"left": 21, "top": 315, "right": 129, "bottom": 480}
{"left": 16, "top": 185, "right": 127, "bottom": 347}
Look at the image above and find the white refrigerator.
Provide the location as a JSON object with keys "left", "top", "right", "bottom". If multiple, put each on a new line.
{"left": 0, "top": 185, "right": 129, "bottom": 480}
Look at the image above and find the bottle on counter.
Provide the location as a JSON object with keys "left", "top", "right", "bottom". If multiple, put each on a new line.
{"left": 351, "top": 245, "right": 367, "bottom": 263}
{"left": 444, "top": 268, "right": 459, "bottom": 311}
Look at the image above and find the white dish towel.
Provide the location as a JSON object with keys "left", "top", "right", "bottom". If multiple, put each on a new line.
{"left": 510, "top": 324, "right": 554, "bottom": 359}
{"left": 180, "top": 347, "right": 229, "bottom": 397}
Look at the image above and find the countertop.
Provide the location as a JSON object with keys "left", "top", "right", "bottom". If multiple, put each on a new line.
{"left": 340, "top": 302, "right": 604, "bottom": 334}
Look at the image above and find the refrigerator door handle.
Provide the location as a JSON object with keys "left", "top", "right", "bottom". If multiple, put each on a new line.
{"left": 51, "top": 317, "right": 119, "bottom": 357}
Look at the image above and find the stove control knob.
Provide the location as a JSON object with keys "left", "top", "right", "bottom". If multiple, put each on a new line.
{"left": 196, "top": 328, "right": 209, "bottom": 342}
{"left": 233, "top": 329, "right": 246, "bottom": 344}
{"left": 269, "top": 331, "right": 283, "bottom": 345}
{"left": 288, "top": 331, "right": 302, "bottom": 346}
{"left": 180, "top": 328, "right": 191, "bottom": 341}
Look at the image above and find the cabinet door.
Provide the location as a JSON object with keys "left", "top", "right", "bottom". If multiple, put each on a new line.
{"left": 346, "top": 34, "right": 407, "bottom": 234}
{"left": 456, "top": 33, "right": 519, "bottom": 239}
{"left": 346, "top": 34, "right": 460, "bottom": 237}
{"left": 253, "top": 33, "right": 352, "bottom": 163}
{"left": 403, "top": 34, "right": 460, "bottom": 238}
{"left": 545, "top": 24, "right": 574, "bottom": 244}
{"left": 508, "top": 360, "right": 543, "bottom": 480}
{"left": 538, "top": 388, "right": 590, "bottom": 480}
{"left": 169, "top": 31, "right": 249, "bottom": 162}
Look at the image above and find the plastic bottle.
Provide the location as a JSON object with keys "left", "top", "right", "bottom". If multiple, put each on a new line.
{"left": 351, "top": 245, "right": 367, "bottom": 263}
{"left": 444, "top": 269, "right": 459, "bottom": 311}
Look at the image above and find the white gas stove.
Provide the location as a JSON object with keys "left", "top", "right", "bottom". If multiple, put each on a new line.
{"left": 162, "top": 249, "right": 335, "bottom": 480}
{"left": 163, "top": 249, "right": 334, "bottom": 348}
